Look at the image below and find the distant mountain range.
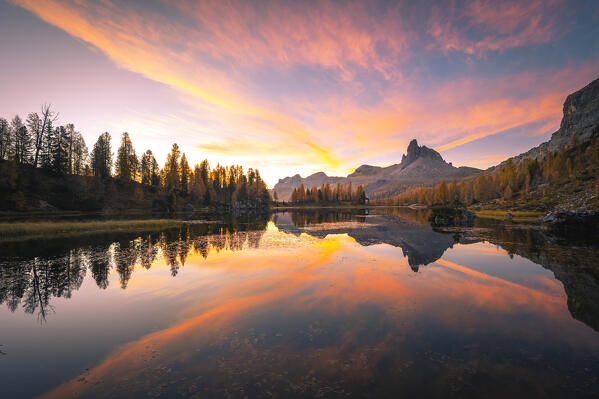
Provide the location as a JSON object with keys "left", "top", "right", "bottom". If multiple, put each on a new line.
{"left": 275, "top": 76, "right": 599, "bottom": 202}
{"left": 273, "top": 139, "right": 481, "bottom": 201}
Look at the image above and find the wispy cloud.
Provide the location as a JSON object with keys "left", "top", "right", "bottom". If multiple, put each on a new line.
{"left": 428, "top": 0, "right": 561, "bottom": 56}
{"left": 8, "top": 0, "right": 598, "bottom": 184}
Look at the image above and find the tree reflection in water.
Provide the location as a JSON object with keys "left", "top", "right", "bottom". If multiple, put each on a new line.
{"left": 1, "top": 210, "right": 599, "bottom": 334}
{"left": 0, "top": 249, "right": 87, "bottom": 322}
{"left": 0, "top": 217, "right": 268, "bottom": 321}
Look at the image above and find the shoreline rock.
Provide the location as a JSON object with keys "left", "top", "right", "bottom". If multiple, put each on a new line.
{"left": 542, "top": 209, "right": 599, "bottom": 235}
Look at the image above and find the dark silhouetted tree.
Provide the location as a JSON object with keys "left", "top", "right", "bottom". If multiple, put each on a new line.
{"left": 115, "top": 132, "right": 138, "bottom": 182}
{"left": 91, "top": 132, "right": 113, "bottom": 178}
{"left": 0, "top": 118, "right": 9, "bottom": 160}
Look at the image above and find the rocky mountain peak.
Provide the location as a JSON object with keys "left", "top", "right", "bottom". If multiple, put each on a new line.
{"left": 400, "top": 139, "right": 444, "bottom": 167}
{"left": 273, "top": 137, "right": 480, "bottom": 201}
{"left": 557, "top": 77, "right": 599, "bottom": 146}
{"left": 499, "top": 76, "right": 599, "bottom": 167}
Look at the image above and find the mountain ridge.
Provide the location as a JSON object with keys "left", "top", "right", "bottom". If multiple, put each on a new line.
{"left": 498, "top": 77, "right": 599, "bottom": 168}
{"left": 276, "top": 77, "right": 599, "bottom": 203}
{"left": 273, "top": 139, "right": 481, "bottom": 201}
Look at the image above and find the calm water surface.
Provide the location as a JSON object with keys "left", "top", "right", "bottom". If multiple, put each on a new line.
{"left": 1, "top": 209, "right": 599, "bottom": 398}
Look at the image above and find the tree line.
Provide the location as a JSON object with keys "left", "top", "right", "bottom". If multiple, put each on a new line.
{"left": 0, "top": 105, "right": 88, "bottom": 175}
{"left": 288, "top": 182, "right": 367, "bottom": 205}
{"left": 0, "top": 105, "right": 271, "bottom": 210}
{"left": 0, "top": 221, "right": 268, "bottom": 321}
{"left": 372, "top": 132, "right": 599, "bottom": 208}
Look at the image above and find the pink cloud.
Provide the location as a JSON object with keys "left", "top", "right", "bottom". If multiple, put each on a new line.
{"left": 7, "top": 0, "right": 597, "bottom": 184}
{"left": 428, "top": 0, "right": 561, "bottom": 56}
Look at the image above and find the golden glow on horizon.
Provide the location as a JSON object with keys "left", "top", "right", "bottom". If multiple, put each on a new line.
{"left": 8, "top": 0, "right": 599, "bottom": 184}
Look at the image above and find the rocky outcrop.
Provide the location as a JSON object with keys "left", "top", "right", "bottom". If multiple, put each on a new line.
{"left": 552, "top": 77, "right": 599, "bottom": 149}
{"left": 273, "top": 139, "right": 481, "bottom": 201}
{"left": 499, "top": 77, "right": 599, "bottom": 166}
{"left": 428, "top": 208, "right": 474, "bottom": 227}
{"left": 542, "top": 209, "right": 599, "bottom": 235}
{"left": 400, "top": 139, "right": 444, "bottom": 166}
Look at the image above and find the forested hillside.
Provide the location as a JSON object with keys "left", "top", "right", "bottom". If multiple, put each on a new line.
{"left": 287, "top": 182, "right": 367, "bottom": 205}
{"left": 273, "top": 139, "right": 480, "bottom": 201}
{"left": 373, "top": 131, "right": 599, "bottom": 211}
{"left": 372, "top": 77, "right": 599, "bottom": 211}
{"left": 0, "top": 105, "right": 270, "bottom": 212}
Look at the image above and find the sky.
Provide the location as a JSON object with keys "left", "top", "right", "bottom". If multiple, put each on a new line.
{"left": 1, "top": 0, "right": 598, "bottom": 186}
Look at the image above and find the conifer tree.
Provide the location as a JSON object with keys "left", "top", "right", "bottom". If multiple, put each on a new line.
{"left": 163, "top": 143, "right": 181, "bottom": 195}
{"left": 140, "top": 150, "right": 157, "bottom": 186}
{"left": 40, "top": 119, "right": 54, "bottom": 169}
{"left": 91, "top": 132, "right": 113, "bottom": 178}
{"left": 0, "top": 118, "right": 9, "bottom": 160}
{"left": 179, "top": 153, "right": 191, "bottom": 196}
{"left": 71, "top": 132, "right": 88, "bottom": 175}
{"left": 115, "top": 132, "right": 138, "bottom": 182}
{"left": 11, "top": 115, "right": 33, "bottom": 164}
{"left": 48, "top": 125, "right": 70, "bottom": 174}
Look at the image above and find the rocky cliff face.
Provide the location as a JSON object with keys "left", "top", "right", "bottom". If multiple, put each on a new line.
{"left": 400, "top": 139, "right": 444, "bottom": 166}
{"left": 503, "top": 77, "right": 599, "bottom": 166}
{"left": 554, "top": 77, "right": 599, "bottom": 149}
{"left": 273, "top": 139, "right": 481, "bottom": 201}
{"left": 274, "top": 77, "right": 599, "bottom": 201}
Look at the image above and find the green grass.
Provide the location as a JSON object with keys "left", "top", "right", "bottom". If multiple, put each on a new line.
{"left": 272, "top": 204, "right": 375, "bottom": 210}
{"left": 0, "top": 219, "right": 184, "bottom": 241}
{"left": 475, "top": 210, "right": 544, "bottom": 221}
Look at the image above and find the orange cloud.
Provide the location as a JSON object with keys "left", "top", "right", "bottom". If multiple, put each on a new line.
{"left": 171, "top": 0, "right": 412, "bottom": 79}
{"left": 10, "top": 0, "right": 597, "bottom": 184}
{"left": 10, "top": 0, "right": 344, "bottom": 173}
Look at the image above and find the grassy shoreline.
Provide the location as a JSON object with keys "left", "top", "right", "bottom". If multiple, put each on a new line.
{"left": 0, "top": 207, "right": 547, "bottom": 242}
{"left": 474, "top": 210, "right": 544, "bottom": 222}
{"left": 0, "top": 219, "right": 185, "bottom": 241}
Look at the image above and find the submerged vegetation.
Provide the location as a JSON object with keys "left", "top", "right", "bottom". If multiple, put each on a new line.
{"left": 0, "top": 105, "right": 271, "bottom": 213}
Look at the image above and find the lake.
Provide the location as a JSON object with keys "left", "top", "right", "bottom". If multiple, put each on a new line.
{"left": 1, "top": 209, "right": 599, "bottom": 398}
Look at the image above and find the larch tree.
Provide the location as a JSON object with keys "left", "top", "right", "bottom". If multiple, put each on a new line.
{"left": 115, "top": 132, "right": 138, "bottom": 182}
{"left": 191, "top": 163, "right": 207, "bottom": 200}
{"left": 163, "top": 143, "right": 181, "bottom": 193}
{"left": 71, "top": 132, "right": 88, "bottom": 175}
{"left": 65, "top": 124, "right": 75, "bottom": 173}
{"left": 49, "top": 125, "right": 70, "bottom": 174}
{"left": 150, "top": 156, "right": 160, "bottom": 187}
{"left": 140, "top": 149, "right": 156, "bottom": 186}
{"left": 32, "top": 104, "right": 58, "bottom": 168}
{"left": 0, "top": 118, "right": 9, "bottom": 160}
{"left": 91, "top": 132, "right": 113, "bottom": 178}
{"left": 179, "top": 153, "right": 191, "bottom": 196}
{"left": 40, "top": 118, "right": 54, "bottom": 169}
{"left": 12, "top": 115, "right": 33, "bottom": 164}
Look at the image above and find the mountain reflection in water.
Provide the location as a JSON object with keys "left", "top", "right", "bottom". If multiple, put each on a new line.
{"left": 1, "top": 209, "right": 599, "bottom": 398}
